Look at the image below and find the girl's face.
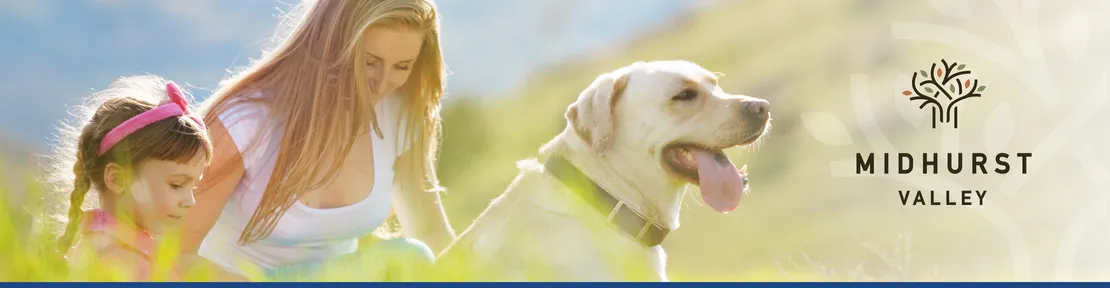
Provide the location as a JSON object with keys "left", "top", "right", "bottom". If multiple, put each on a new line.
{"left": 361, "top": 25, "right": 424, "bottom": 98}
{"left": 105, "top": 154, "right": 206, "bottom": 235}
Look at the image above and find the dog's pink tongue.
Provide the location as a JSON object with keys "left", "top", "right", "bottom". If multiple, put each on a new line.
{"left": 692, "top": 150, "right": 746, "bottom": 213}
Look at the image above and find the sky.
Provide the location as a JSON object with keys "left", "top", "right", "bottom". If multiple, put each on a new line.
{"left": 0, "top": 0, "right": 696, "bottom": 148}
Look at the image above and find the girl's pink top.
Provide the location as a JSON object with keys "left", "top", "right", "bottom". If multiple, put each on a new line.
{"left": 70, "top": 209, "right": 180, "bottom": 281}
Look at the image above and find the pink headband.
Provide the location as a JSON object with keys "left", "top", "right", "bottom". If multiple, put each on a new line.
{"left": 97, "top": 81, "right": 207, "bottom": 156}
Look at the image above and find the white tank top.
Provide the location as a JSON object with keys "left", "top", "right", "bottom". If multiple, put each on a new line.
{"left": 198, "top": 92, "right": 411, "bottom": 274}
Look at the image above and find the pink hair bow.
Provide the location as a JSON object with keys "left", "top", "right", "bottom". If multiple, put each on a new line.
{"left": 165, "top": 81, "right": 206, "bottom": 131}
{"left": 97, "top": 81, "right": 207, "bottom": 156}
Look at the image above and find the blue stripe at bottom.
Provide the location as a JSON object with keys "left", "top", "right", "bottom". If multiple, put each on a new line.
{"left": 5, "top": 283, "right": 1110, "bottom": 287}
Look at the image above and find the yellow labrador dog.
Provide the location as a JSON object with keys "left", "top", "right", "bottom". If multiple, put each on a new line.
{"left": 434, "top": 60, "right": 770, "bottom": 281}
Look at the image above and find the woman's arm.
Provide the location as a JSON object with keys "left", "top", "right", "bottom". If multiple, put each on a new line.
{"left": 179, "top": 118, "right": 245, "bottom": 253}
{"left": 393, "top": 187, "right": 454, "bottom": 253}
{"left": 389, "top": 150, "right": 456, "bottom": 254}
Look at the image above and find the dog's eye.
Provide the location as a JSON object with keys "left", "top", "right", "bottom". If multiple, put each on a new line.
{"left": 672, "top": 89, "right": 698, "bottom": 101}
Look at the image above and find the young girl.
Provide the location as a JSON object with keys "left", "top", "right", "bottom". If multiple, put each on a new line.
{"left": 45, "top": 75, "right": 220, "bottom": 281}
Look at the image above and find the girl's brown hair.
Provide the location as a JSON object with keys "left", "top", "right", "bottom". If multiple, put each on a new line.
{"left": 45, "top": 75, "right": 214, "bottom": 255}
{"left": 199, "top": 0, "right": 447, "bottom": 245}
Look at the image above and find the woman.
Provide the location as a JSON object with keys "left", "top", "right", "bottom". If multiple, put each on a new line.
{"left": 181, "top": 0, "right": 455, "bottom": 280}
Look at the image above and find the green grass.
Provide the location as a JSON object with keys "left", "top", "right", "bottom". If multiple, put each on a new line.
{"left": 0, "top": 168, "right": 834, "bottom": 281}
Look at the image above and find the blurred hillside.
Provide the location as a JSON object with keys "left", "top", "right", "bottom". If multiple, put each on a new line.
{"left": 0, "top": 133, "right": 39, "bottom": 200}
{"left": 0, "top": 133, "right": 42, "bottom": 247}
{"left": 434, "top": 0, "right": 1110, "bottom": 281}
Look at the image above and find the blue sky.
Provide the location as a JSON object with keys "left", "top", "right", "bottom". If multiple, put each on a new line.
{"left": 0, "top": 0, "right": 695, "bottom": 148}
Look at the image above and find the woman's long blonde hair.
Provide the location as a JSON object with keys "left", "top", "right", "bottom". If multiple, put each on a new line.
{"left": 200, "top": 0, "right": 446, "bottom": 245}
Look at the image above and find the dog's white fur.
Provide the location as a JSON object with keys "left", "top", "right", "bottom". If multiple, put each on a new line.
{"left": 435, "top": 60, "right": 770, "bottom": 281}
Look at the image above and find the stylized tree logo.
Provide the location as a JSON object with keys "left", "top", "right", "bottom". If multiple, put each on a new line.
{"left": 901, "top": 59, "right": 986, "bottom": 129}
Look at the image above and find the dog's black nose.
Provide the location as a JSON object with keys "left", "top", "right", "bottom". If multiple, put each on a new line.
{"left": 741, "top": 98, "right": 770, "bottom": 121}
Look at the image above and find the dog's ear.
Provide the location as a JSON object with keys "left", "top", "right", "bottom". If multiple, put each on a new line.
{"left": 566, "top": 71, "right": 629, "bottom": 155}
